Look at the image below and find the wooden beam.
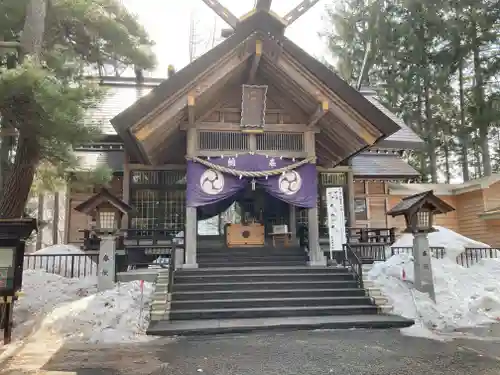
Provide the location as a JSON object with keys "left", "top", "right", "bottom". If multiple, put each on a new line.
{"left": 180, "top": 122, "right": 319, "bottom": 132}
{"left": 270, "top": 54, "right": 379, "bottom": 145}
{"left": 255, "top": 0, "right": 272, "bottom": 11}
{"left": 200, "top": 0, "right": 239, "bottom": 29}
{"left": 187, "top": 95, "right": 196, "bottom": 126}
{"left": 0, "top": 129, "right": 17, "bottom": 137}
{"left": 307, "top": 101, "right": 328, "bottom": 127}
{"left": 282, "top": 0, "right": 321, "bottom": 26}
{"left": 0, "top": 41, "right": 20, "bottom": 49}
{"left": 248, "top": 40, "right": 262, "bottom": 84}
{"left": 133, "top": 49, "right": 251, "bottom": 143}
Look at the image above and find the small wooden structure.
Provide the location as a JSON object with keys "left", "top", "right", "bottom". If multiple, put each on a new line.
{"left": 74, "top": 188, "right": 133, "bottom": 250}
{"left": 74, "top": 187, "right": 133, "bottom": 230}
{"left": 227, "top": 222, "right": 265, "bottom": 247}
{"left": 387, "top": 190, "right": 455, "bottom": 233}
{"left": 269, "top": 224, "right": 291, "bottom": 247}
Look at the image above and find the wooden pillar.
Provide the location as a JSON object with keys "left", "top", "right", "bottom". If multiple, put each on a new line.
{"left": 63, "top": 182, "right": 71, "bottom": 244}
{"left": 184, "top": 127, "right": 198, "bottom": 268}
{"left": 307, "top": 205, "right": 325, "bottom": 265}
{"left": 304, "top": 130, "right": 326, "bottom": 266}
{"left": 346, "top": 165, "right": 356, "bottom": 228}
{"left": 121, "top": 153, "right": 131, "bottom": 229}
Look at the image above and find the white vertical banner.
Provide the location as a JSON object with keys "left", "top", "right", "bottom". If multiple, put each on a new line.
{"left": 326, "top": 187, "right": 347, "bottom": 260}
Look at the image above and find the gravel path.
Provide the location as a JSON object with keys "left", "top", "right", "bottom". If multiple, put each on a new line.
{"left": 1, "top": 329, "right": 499, "bottom": 375}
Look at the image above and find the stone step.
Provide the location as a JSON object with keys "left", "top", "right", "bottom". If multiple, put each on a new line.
{"left": 173, "top": 280, "right": 360, "bottom": 292}
{"left": 176, "top": 266, "right": 349, "bottom": 275}
{"left": 172, "top": 288, "right": 367, "bottom": 301}
{"left": 171, "top": 296, "right": 374, "bottom": 310}
{"left": 197, "top": 256, "right": 309, "bottom": 263}
{"left": 147, "top": 315, "right": 415, "bottom": 336}
{"left": 174, "top": 272, "right": 355, "bottom": 284}
{"left": 197, "top": 250, "right": 306, "bottom": 257}
{"left": 198, "top": 261, "right": 308, "bottom": 268}
{"left": 169, "top": 305, "right": 379, "bottom": 320}
{"left": 378, "top": 305, "right": 394, "bottom": 313}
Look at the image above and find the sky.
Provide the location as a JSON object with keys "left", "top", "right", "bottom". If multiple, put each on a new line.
{"left": 123, "top": 0, "right": 332, "bottom": 77}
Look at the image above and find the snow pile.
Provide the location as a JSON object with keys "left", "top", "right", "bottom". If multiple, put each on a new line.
{"left": 13, "top": 269, "right": 154, "bottom": 344}
{"left": 368, "top": 253, "right": 500, "bottom": 338}
{"left": 392, "top": 226, "right": 490, "bottom": 260}
{"left": 26, "top": 245, "right": 97, "bottom": 278}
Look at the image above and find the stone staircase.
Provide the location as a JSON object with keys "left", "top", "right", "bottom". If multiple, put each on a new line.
{"left": 147, "top": 245, "right": 413, "bottom": 336}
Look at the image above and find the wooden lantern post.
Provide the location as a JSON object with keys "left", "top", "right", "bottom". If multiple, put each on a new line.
{"left": 0, "top": 218, "right": 37, "bottom": 345}
{"left": 387, "top": 190, "right": 455, "bottom": 302}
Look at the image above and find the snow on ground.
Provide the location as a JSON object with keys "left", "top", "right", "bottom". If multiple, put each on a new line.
{"left": 391, "top": 225, "right": 490, "bottom": 260}
{"left": 11, "top": 269, "right": 154, "bottom": 345}
{"left": 26, "top": 244, "right": 97, "bottom": 278}
{"left": 368, "top": 253, "right": 500, "bottom": 340}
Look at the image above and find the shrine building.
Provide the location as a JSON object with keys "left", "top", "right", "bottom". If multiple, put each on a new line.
{"left": 67, "top": 9, "right": 424, "bottom": 267}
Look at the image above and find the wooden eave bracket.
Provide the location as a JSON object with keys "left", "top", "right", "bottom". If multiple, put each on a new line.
{"left": 270, "top": 54, "right": 378, "bottom": 145}
{"left": 308, "top": 100, "right": 328, "bottom": 127}
{"left": 187, "top": 95, "right": 196, "bottom": 126}
{"left": 248, "top": 40, "right": 262, "bottom": 84}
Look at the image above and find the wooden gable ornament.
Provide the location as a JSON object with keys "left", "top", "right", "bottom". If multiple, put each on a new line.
{"left": 74, "top": 188, "right": 133, "bottom": 231}
{"left": 387, "top": 190, "right": 455, "bottom": 233}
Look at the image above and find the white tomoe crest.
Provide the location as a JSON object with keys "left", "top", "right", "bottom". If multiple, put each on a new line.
{"left": 200, "top": 169, "right": 225, "bottom": 195}
{"left": 278, "top": 170, "right": 302, "bottom": 195}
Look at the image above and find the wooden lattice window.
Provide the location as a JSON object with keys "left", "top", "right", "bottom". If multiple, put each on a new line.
{"left": 198, "top": 131, "right": 250, "bottom": 151}
{"left": 256, "top": 133, "right": 304, "bottom": 152}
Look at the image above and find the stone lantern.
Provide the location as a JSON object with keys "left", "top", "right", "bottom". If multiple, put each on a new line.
{"left": 74, "top": 188, "right": 133, "bottom": 291}
{"left": 387, "top": 190, "right": 455, "bottom": 301}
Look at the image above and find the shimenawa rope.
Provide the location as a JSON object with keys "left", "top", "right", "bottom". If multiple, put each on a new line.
{"left": 186, "top": 155, "right": 316, "bottom": 178}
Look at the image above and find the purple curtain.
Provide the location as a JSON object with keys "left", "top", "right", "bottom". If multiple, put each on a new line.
{"left": 186, "top": 154, "right": 317, "bottom": 209}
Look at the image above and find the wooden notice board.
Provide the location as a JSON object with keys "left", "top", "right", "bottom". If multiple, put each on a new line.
{"left": 226, "top": 223, "right": 265, "bottom": 247}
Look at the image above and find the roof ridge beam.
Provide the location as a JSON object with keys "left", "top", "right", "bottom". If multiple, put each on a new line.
{"left": 200, "top": 0, "right": 239, "bottom": 29}
{"left": 283, "top": 0, "right": 321, "bottom": 26}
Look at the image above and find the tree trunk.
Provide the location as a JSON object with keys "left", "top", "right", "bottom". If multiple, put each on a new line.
{"left": 471, "top": 21, "right": 491, "bottom": 176}
{"left": 458, "top": 56, "right": 470, "bottom": 181}
{"left": 0, "top": 134, "right": 40, "bottom": 218}
{"left": 36, "top": 193, "right": 44, "bottom": 250}
{"left": 443, "top": 141, "right": 451, "bottom": 183}
{"left": 424, "top": 84, "right": 438, "bottom": 182}
{"left": 0, "top": 0, "right": 47, "bottom": 217}
{"left": 20, "top": 0, "right": 47, "bottom": 61}
{"left": 53, "top": 192, "right": 59, "bottom": 244}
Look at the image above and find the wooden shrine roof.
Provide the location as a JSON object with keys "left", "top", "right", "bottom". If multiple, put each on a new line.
{"left": 110, "top": 11, "right": 406, "bottom": 166}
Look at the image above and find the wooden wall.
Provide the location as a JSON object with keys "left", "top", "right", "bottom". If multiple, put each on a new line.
{"left": 353, "top": 181, "right": 389, "bottom": 229}
{"left": 482, "top": 181, "right": 500, "bottom": 211}
{"left": 67, "top": 175, "right": 123, "bottom": 243}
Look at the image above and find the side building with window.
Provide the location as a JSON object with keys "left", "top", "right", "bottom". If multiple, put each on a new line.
{"left": 64, "top": 79, "right": 423, "bottom": 244}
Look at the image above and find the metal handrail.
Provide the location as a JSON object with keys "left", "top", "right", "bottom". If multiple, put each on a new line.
{"left": 343, "top": 243, "right": 364, "bottom": 289}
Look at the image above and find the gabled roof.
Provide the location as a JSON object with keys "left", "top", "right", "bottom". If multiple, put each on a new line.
{"left": 360, "top": 89, "right": 424, "bottom": 149}
{"left": 387, "top": 190, "right": 455, "bottom": 216}
{"left": 74, "top": 187, "right": 133, "bottom": 215}
{"left": 351, "top": 152, "right": 419, "bottom": 178}
{"left": 110, "top": 11, "right": 403, "bottom": 165}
